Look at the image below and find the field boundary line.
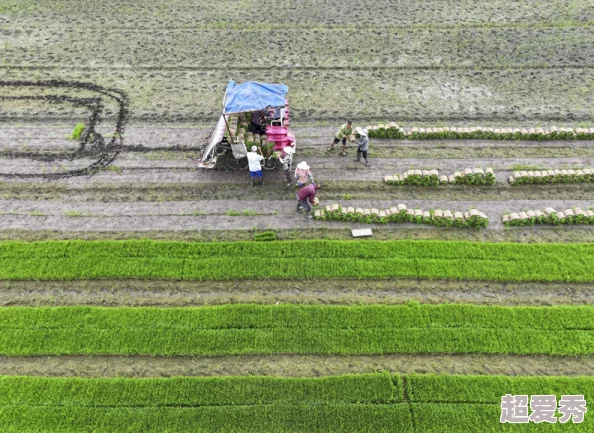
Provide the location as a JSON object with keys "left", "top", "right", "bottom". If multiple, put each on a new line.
{"left": 1, "top": 65, "right": 593, "bottom": 72}
{"left": 3, "top": 20, "right": 593, "bottom": 32}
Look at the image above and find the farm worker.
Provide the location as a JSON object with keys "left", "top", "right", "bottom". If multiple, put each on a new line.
{"left": 353, "top": 127, "right": 370, "bottom": 167}
{"left": 278, "top": 145, "right": 295, "bottom": 187}
{"left": 273, "top": 106, "right": 282, "bottom": 120}
{"left": 328, "top": 120, "right": 353, "bottom": 156}
{"left": 247, "top": 145, "right": 264, "bottom": 186}
{"left": 249, "top": 110, "right": 267, "bottom": 134}
{"left": 295, "top": 161, "right": 314, "bottom": 187}
{"left": 296, "top": 183, "right": 322, "bottom": 218}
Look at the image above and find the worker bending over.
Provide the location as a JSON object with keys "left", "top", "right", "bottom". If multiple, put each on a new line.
{"left": 296, "top": 183, "right": 321, "bottom": 219}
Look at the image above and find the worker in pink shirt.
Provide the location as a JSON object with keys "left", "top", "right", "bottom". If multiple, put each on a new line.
{"left": 294, "top": 161, "right": 314, "bottom": 187}
{"left": 296, "top": 183, "right": 321, "bottom": 218}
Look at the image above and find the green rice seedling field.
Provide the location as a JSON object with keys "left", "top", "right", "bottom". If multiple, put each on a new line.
{"left": 1, "top": 0, "right": 594, "bottom": 431}
{"left": 0, "top": 374, "right": 593, "bottom": 432}
{"left": 0, "top": 239, "right": 593, "bottom": 281}
{"left": 1, "top": 304, "right": 594, "bottom": 356}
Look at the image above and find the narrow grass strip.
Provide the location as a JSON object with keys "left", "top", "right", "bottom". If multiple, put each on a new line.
{"left": 0, "top": 374, "right": 593, "bottom": 432}
{"left": 409, "top": 374, "right": 594, "bottom": 432}
{"left": 2, "top": 304, "right": 594, "bottom": 356}
{"left": 0, "top": 374, "right": 401, "bottom": 406}
{"left": 0, "top": 405, "right": 413, "bottom": 433}
{"left": 408, "top": 374, "right": 594, "bottom": 404}
{"left": 0, "top": 239, "right": 593, "bottom": 282}
{"left": 5, "top": 373, "right": 592, "bottom": 407}
{"left": 411, "top": 404, "right": 503, "bottom": 433}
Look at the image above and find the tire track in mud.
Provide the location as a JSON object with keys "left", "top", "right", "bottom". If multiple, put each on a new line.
{"left": 0, "top": 80, "right": 130, "bottom": 178}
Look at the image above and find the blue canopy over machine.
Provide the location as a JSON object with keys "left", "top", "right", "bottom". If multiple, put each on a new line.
{"left": 199, "top": 80, "right": 291, "bottom": 168}
{"left": 223, "top": 80, "right": 288, "bottom": 114}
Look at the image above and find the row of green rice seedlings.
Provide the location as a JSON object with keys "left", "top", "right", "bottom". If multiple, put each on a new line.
{"left": 367, "top": 122, "right": 594, "bottom": 140}
{"left": 314, "top": 203, "right": 488, "bottom": 228}
{"left": 3, "top": 304, "right": 594, "bottom": 356}
{"left": 225, "top": 113, "right": 276, "bottom": 155}
{"left": 503, "top": 207, "right": 594, "bottom": 226}
{"left": 509, "top": 168, "right": 594, "bottom": 185}
{"left": 384, "top": 168, "right": 494, "bottom": 186}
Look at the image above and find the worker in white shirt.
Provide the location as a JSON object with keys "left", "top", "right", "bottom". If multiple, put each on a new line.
{"left": 247, "top": 145, "right": 264, "bottom": 186}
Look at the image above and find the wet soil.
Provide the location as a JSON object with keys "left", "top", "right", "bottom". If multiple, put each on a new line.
{"left": 1, "top": 279, "right": 592, "bottom": 307}
{"left": 1, "top": 353, "right": 592, "bottom": 378}
{"left": 0, "top": 123, "right": 593, "bottom": 379}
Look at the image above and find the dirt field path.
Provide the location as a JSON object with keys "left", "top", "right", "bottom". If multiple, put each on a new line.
{"left": 2, "top": 156, "right": 594, "bottom": 182}
{"left": 1, "top": 353, "right": 593, "bottom": 378}
{"left": 2, "top": 125, "right": 591, "bottom": 149}
{"left": 0, "top": 199, "right": 592, "bottom": 231}
{"left": 2, "top": 279, "right": 592, "bottom": 307}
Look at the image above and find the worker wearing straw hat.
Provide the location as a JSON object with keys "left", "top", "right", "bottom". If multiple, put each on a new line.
{"left": 278, "top": 144, "right": 295, "bottom": 187}
{"left": 294, "top": 161, "right": 314, "bottom": 187}
{"left": 353, "top": 127, "right": 370, "bottom": 167}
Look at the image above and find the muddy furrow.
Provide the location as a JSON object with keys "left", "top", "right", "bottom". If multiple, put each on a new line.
{"left": 0, "top": 181, "right": 593, "bottom": 203}
{"left": 0, "top": 198, "right": 592, "bottom": 216}
{"left": 0, "top": 199, "right": 591, "bottom": 230}
{"left": 0, "top": 354, "right": 592, "bottom": 378}
{"left": 1, "top": 279, "right": 592, "bottom": 307}
{"left": 2, "top": 133, "right": 592, "bottom": 151}
{"left": 0, "top": 156, "right": 593, "bottom": 184}
{"left": 2, "top": 226, "right": 594, "bottom": 244}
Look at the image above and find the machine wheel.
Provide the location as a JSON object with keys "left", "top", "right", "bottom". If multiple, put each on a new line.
{"left": 262, "top": 158, "right": 277, "bottom": 171}
{"left": 226, "top": 152, "right": 248, "bottom": 171}
{"left": 215, "top": 140, "right": 231, "bottom": 156}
